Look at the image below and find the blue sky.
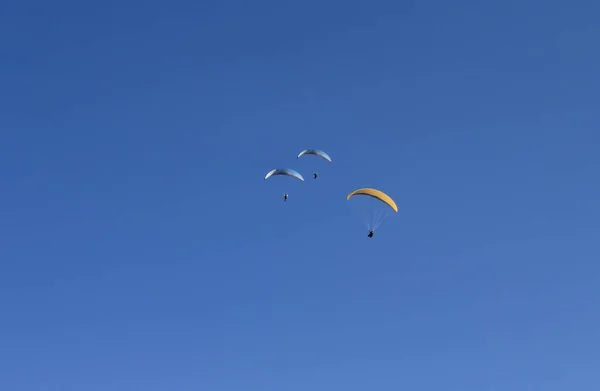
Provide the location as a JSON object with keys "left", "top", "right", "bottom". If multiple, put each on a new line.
{"left": 1, "top": 0, "right": 599, "bottom": 390}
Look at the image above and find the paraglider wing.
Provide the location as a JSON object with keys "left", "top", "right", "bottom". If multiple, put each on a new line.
{"left": 297, "top": 149, "right": 332, "bottom": 162}
{"left": 346, "top": 188, "right": 398, "bottom": 212}
{"left": 264, "top": 168, "right": 305, "bottom": 182}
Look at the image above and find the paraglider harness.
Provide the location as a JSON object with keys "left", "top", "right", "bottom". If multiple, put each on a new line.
{"left": 368, "top": 230, "right": 374, "bottom": 238}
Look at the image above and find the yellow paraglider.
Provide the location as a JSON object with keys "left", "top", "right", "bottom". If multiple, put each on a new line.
{"left": 346, "top": 188, "right": 398, "bottom": 212}
{"left": 346, "top": 188, "right": 398, "bottom": 237}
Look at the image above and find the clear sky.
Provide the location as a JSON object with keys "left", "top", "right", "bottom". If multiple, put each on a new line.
{"left": 1, "top": 0, "right": 599, "bottom": 390}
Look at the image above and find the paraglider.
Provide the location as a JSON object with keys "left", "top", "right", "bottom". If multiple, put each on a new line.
{"left": 346, "top": 187, "right": 398, "bottom": 237}
{"left": 297, "top": 149, "right": 331, "bottom": 180}
{"left": 264, "top": 168, "right": 304, "bottom": 201}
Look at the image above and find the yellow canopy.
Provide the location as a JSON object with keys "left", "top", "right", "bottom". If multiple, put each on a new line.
{"left": 346, "top": 188, "right": 398, "bottom": 212}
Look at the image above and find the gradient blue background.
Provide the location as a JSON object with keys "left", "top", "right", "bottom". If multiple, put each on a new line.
{"left": 1, "top": 0, "right": 599, "bottom": 390}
